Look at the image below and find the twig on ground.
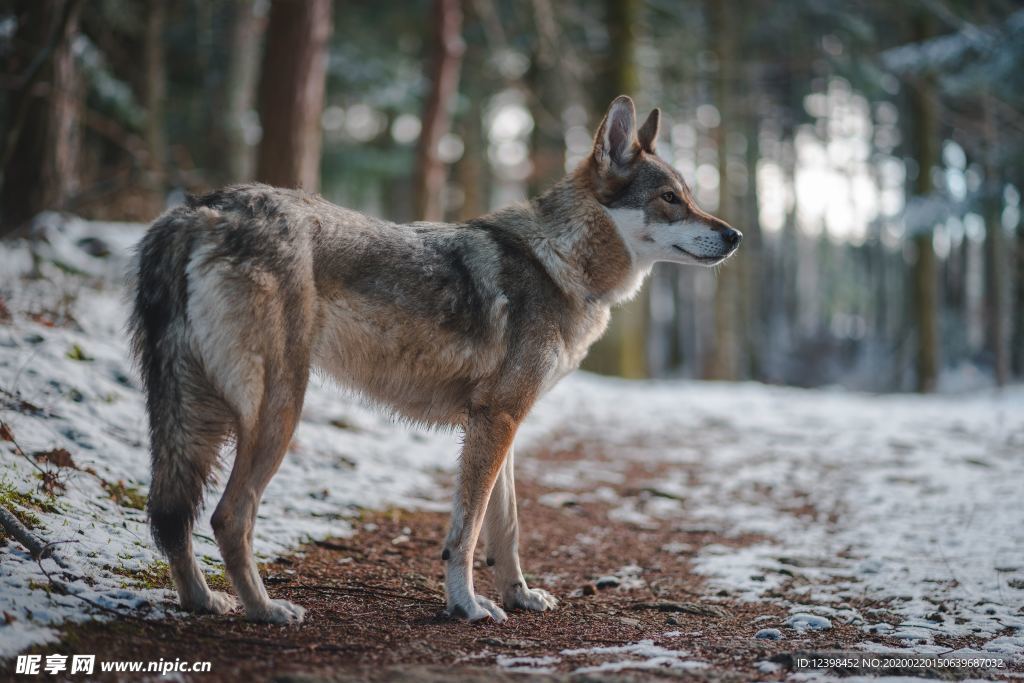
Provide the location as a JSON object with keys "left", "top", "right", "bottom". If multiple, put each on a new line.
{"left": 0, "top": 504, "right": 69, "bottom": 568}
{"left": 34, "top": 546, "right": 151, "bottom": 622}
{"left": 1, "top": 419, "right": 49, "bottom": 477}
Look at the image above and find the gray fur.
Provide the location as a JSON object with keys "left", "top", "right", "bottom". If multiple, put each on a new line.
{"left": 130, "top": 95, "right": 740, "bottom": 624}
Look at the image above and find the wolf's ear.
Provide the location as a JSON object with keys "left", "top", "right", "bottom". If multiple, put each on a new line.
{"left": 638, "top": 108, "right": 660, "bottom": 153}
{"left": 593, "top": 95, "right": 639, "bottom": 170}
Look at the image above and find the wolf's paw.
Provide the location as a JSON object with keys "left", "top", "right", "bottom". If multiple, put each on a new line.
{"left": 205, "top": 590, "right": 239, "bottom": 615}
{"left": 182, "top": 590, "right": 237, "bottom": 615}
{"left": 504, "top": 585, "right": 558, "bottom": 612}
{"left": 447, "top": 594, "right": 508, "bottom": 623}
{"left": 248, "top": 598, "right": 306, "bottom": 625}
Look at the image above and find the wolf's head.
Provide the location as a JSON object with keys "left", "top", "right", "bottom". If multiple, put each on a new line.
{"left": 585, "top": 95, "right": 741, "bottom": 267}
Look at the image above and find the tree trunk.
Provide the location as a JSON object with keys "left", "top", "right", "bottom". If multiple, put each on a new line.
{"left": 0, "top": 0, "right": 83, "bottom": 236}
{"left": 144, "top": 1, "right": 167, "bottom": 194}
{"left": 455, "top": 92, "right": 486, "bottom": 221}
{"left": 525, "top": 64, "right": 565, "bottom": 197}
{"left": 610, "top": 0, "right": 646, "bottom": 380}
{"left": 581, "top": 0, "right": 649, "bottom": 379}
{"left": 255, "top": 0, "right": 332, "bottom": 191}
{"left": 225, "top": 0, "right": 267, "bottom": 183}
{"left": 414, "top": 0, "right": 464, "bottom": 221}
{"left": 453, "top": 1, "right": 486, "bottom": 221}
{"left": 740, "top": 78, "right": 763, "bottom": 380}
{"left": 705, "top": 0, "right": 741, "bottom": 380}
{"left": 1013, "top": 204, "right": 1024, "bottom": 378}
{"left": 981, "top": 95, "right": 1008, "bottom": 386}
{"left": 908, "top": 15, "right": 940, "bottom": 393}
{"left": 526, "top": 0, "right": 566, "bottom": 197}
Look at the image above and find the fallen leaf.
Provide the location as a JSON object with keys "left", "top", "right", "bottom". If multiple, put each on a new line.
{"left": 34, "top": 448, "right": 77, "bottom": 469}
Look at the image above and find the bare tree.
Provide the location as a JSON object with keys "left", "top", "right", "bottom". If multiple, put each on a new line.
{"left": 526, "top": 0, "right": 567, "bottom": 197}
{"left": 144, "top": 1, "right": 167, "bottom": 192}
{"left": 255, "top": 0, "right": 332, "bottom": 191}
{"left": 225, "top": 0, "right": 267, "bottom": 183}
{"left": 982, "top": 95, "right": 1008, "bottom": 386}
{"left": 582, "top": 0, "right": 650, "bottom": 379}
{"left": 414, "top": 0, "right": 465, "bottom": 221}
{"left": 0, "top": 0, "right": 83, "bottom": 236}
{"left": 706, "top": 0, "right": 741, "bottom": 380}
{"left": 908, "top": 14, "right": 940, "bottom": 393}
{"left": 1014, "top": 215, "right": 1024, "bottom": 379}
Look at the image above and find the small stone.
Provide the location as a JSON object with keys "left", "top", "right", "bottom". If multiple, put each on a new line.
{"left": 581, "top": 583, "right": 597, "bottom": 596}
{"left": 754, "top": 628, "right": 783, "bottom": 640}
{"left": 619, "top": 617, "right": 641, "bottom": 627}
{"left": 595, "top": 576, "right": 621, "bottom": 589}
{"left": 784, "top": 613, "right": 832, "bottom": 632}
{"left": 666, "top": 616, "right": 680, "bottom": 626}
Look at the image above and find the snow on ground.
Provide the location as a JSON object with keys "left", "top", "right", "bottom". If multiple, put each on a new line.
{"left": 519, "top": 375, "right": 1024, "bottom": 668}
{"left": 496, "top": 640, "right": 708, "bottom": 675}
{"left": 2, "top": 216, "right": 1023, "bottom": 673}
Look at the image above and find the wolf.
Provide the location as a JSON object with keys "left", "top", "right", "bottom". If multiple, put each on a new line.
{"left": 129, "top": 95, "right": 741, "bottom": 625}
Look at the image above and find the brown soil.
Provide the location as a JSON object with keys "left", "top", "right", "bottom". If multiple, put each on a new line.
{"left": 3, "top": 444, "right": 1015, "bottom": 682}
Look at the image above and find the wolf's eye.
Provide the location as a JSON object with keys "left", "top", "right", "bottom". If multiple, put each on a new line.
{"left": 661, "top": 191, "right": 678, "bottom": 204}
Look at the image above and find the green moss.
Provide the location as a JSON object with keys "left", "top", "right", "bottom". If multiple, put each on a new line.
{"left": 0, "top": 480, "right": 58, "bottom": 529}
{"left": 109, "top": 560, "right": 172, "bottom": 590}
{"left": 205, "top": 567, "right": 231, "bottom": 592}
{"left": 66, "top": 343, "right": 93, "bottom": 361}
{"left": 102, "top": 480, "right": 147, "bottom": 510}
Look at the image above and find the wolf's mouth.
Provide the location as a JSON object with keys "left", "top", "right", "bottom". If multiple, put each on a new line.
{"left": 672, "top": 244, "right": 728, "bottom": 263}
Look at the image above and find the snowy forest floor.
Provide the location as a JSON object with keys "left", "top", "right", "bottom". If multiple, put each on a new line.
{"left": 5, "top": 431, "right": 1024, "bottom": 683}
{"left": 10, "top": 448, "right": 1024, "bottom": 683}
{"left": 1, "top": 218, "right": 1023, "bottom": 681}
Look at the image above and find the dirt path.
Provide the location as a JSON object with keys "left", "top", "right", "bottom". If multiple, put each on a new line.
{"left": 4, "top": 442, "right": 1015, "bottom": 682}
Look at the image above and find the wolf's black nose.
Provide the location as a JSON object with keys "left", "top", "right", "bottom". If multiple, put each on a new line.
{"left": 721, "top": 227, "right": 742, "bottom": 246}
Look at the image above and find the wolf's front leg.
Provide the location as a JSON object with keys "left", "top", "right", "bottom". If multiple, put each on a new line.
{"left": 442, "top": 408, "right": 522, "bottom": 622}
{"left": 483, "top": 445, "right": 558, "bottom": 612}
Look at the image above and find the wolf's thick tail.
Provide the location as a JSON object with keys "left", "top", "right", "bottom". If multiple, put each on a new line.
{"left": 129, "top": 212, "right": 211, "bottom": 556}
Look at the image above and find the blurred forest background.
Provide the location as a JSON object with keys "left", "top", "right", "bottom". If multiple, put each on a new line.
{"left": 2, "top": 0, "right": 1022, "bottom": 393}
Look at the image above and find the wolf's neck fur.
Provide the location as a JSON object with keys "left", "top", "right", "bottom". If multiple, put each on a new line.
{"left": 485, "top": 167, "right": 644, "bottom": 307}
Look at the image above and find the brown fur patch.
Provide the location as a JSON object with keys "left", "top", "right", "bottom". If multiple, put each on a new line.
{"left": 570, "top": 167, "right": 634, "bottom": 298}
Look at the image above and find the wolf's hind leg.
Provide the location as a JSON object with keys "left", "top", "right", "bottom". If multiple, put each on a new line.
{"left": 150, "top": 392, "right": 237, "bottom": 615}
{"left": 168, "top": 542, "right": 238, "bottom": 615}
{"left": 211, "top": 377, "right": 307, "bottom": 625}
{"left": 483, "top": 445, "right": 558, "bottom": 612}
